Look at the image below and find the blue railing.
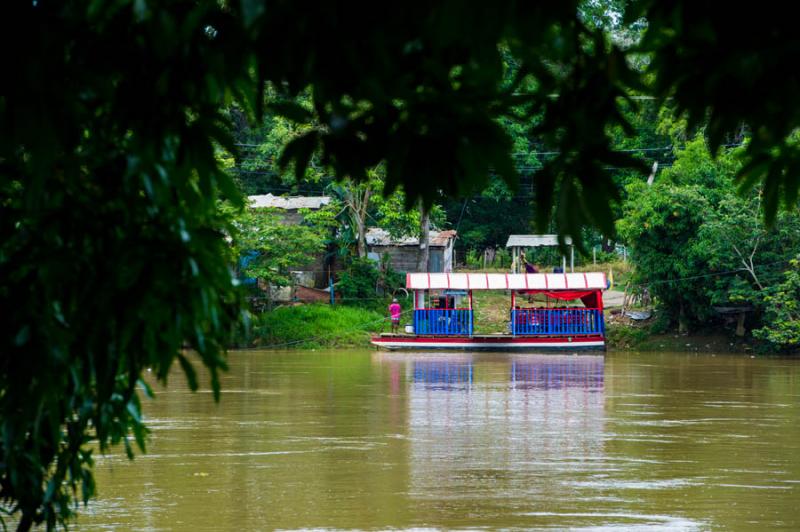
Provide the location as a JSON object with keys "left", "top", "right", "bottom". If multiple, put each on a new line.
{"left": 413, "top": 309, "right": 474, "bottom": 336}
{"left": 511, "top": 308, "right": 604, "bottom": 336}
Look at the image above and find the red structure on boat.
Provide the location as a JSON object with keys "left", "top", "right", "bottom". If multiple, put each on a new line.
{"left": 371, "top": 272, "right": 607, "bottom": 351}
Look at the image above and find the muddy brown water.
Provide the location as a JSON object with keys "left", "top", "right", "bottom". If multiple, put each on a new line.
{"left": 71, "top": 350, "right": 800, "bottom": 530}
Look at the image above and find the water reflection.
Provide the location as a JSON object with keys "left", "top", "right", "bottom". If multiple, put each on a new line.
{"left": 66, "top": 350, "right": 800, "bottom": 531}
{"left": 412, "top": 356, "right": 473, "bottom": 389}
{"left": 511, "top": 354, "right": 604, "bottom": 390}
{"left": 405, "top": 354, "right": 611, "bottom": 528}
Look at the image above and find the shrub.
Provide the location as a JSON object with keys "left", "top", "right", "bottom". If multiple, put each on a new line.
{"left": 337, "top": 257, "right": 403, "bottom": 312}
{"left": 466, "top": 249, "right": 482, "bottom": 269}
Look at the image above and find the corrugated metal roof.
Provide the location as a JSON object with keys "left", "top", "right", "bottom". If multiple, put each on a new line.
{"left": 366, "top": 228, "right": 457, "bottom": 247}
{"left": 248, "top": 194, "right": 331, "bottom": 210}
{"left": 431, "top": 230, "right": 457, "bottom": 246}
{"left": 505, "top": 234, "right": 573, "bottom": 247}
{"left": 406, "top": 272, "right": 606, "bottom": 290}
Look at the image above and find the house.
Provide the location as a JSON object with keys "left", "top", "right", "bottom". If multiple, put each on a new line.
{"left": 366, "top": 228, "right": 457, "bottom": 273}
{"left": 247, "top": 194, "right": 333, "bottom": 290}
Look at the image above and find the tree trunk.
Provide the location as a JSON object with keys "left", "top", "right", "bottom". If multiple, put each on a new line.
{"left": 417, "top": 201, "right": 430, "bottom": 272}
{"left": 353, "top": 187, "right": 371, "bottom": 258}
{"left": 356, "top": 217, "right": 367, "bottom": 258}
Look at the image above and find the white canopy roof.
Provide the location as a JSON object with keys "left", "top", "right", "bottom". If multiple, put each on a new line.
{"left": 505, "top": 234, "right": 573, "bottom": 247}
{"left": 406, "top": 272, "right": 606, "bottom": 291}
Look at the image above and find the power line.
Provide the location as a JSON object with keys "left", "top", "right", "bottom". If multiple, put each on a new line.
{"left": 623, "top": 259, "right": 792, "bottom": 290}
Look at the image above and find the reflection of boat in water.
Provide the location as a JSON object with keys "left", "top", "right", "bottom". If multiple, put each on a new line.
{"left": 412, "top": 358, "right": 473, "bottom": 388}
{"left": 372, "top": 273, "right": 607, "bottom": 351}
{"left": 406, "top": 355, "right": 606, "bottom": 512}
{"left": 511, "top": 355, "right": 604, "bottom": 391}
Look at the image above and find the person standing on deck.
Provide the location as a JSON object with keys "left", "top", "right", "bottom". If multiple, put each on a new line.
{"left": 388, "top": 298, "right": 402, "bottom": 333}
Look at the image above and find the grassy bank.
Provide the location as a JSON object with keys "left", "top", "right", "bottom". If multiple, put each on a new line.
{"left": 233, "top": 304, "right": 386, "bottom": 349}
{"left": 606, "top": 321, "right": 757, "bottom": 353}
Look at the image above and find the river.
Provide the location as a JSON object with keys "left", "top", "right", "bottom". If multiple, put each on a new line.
{"left": 74, "top": 350, "right": 800, "bottom": 530}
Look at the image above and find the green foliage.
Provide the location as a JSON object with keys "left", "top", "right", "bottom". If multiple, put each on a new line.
{"left": 1, "top": 2, "right": 250, "bottom": 528}
{"left": 337, "top": 258, "right": 403, "bottom": 312}
{"left": 444, "top": 185, "right": 533, "bottom": 253}
{"left": 227, "top": 91, "right": 326, "bottom": 195}
{"left": 234, "top": 305, "right": 384, "bottom": 349}
{"left": 465, "top": 249, "right": 483, "bottom": 270}
{"left": 606, "top": 323, "right": 652, "bottom": 349}
{"left": 753, "top": 260, "right": 800, "bottom": 351}
{"left": 494, "top": 248, "right": 512, "bottom": 269}
{"left": 262, "top": 2, "right": 647, "bottom": 248}
{"left": 630, "top": 2, "right": 800, "bottom": 224}
{"left": 226, "top": 203, "right": 334, "bottom": 287}
{"left": 619, "top": 136, "right": 800, "bottom": 333}
{"left": 619, "top": 181, "right": 711, "bottom": 328}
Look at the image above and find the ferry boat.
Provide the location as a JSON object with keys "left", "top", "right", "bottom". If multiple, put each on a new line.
{"left": 371, "top": 272, "right": 607, "bottom": 351}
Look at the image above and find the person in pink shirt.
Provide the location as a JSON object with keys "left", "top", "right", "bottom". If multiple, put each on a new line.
{"left": 388, "top": 298, "right": 402, "bottom": 333}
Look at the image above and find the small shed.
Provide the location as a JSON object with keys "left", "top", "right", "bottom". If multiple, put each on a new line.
{"left": 506, "top": 234, "right": 574, "bottom": 273}
{"left": 366, "top": 228, "right": 457, "bottom": 273}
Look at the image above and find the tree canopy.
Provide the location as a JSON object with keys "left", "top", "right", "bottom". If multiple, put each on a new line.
{"left": 4, "top": 1, "right": 800, "bottom": 529}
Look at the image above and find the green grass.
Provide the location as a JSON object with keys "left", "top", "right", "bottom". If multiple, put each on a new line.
{"left": 234, "top": 304, "right": 386, "bottom": 349}
{"left": 471, "top": 290, "right": 512, "bottom": 334}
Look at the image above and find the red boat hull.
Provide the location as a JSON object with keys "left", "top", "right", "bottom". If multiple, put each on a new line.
{"left": 371, "top": 334, "right": 605, "bottom": 351}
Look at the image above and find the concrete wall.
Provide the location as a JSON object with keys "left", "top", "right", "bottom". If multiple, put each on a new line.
{"left": 369, "top": 246, "right": 448, "bottom": 273}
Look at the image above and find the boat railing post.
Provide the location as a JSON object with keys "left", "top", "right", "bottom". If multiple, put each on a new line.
{"left": 511, "top": 307, "right": 516, "bottom": 337}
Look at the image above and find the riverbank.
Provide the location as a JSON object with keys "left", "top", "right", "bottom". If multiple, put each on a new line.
{"left": 237, "top": 302, "right": 762, "bottom": 354}
{"left": 606, "top": 323, "right": 755, "bottom": 353}
{"left": 233, "top": 304, "right": 386, "bottom": 349}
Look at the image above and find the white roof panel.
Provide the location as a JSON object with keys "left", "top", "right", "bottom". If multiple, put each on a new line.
{"left": 585, "top": 272, "right": 606, "bottom": 288}
{"left": 467, "top": 273, "right": 488, "bottom": 290}
{"left": 406, "top": 272, "right": 606, "bottom": 290}
{"left": 507, "top": 275, "right": 527, "bottom": 290}
{"left": 428, "top": 273, "right": 449, "bottom": 289}
{"left": 566, "top": 273, "right": 588, "bottom": 289}
{"left": 450, "top": 274, "right": 469, "bottom": 290}
{"left": 487, "top": 274, "right": 508, "bottom": 289}
{"left": 527, "top": 274, "right": 547, "bottom": 289}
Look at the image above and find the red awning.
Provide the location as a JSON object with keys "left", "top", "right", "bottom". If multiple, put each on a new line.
{"left": 522, "top": 289, "right": 603, "bottom": 309}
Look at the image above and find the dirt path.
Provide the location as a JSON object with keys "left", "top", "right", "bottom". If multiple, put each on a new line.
{"left": 604, "top": 290, "right": 625, "bottom": 308}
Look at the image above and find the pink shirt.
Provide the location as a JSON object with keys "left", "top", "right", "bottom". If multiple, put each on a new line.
{"left": 389, "top": 303, "right": 402, "bottom": 320}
